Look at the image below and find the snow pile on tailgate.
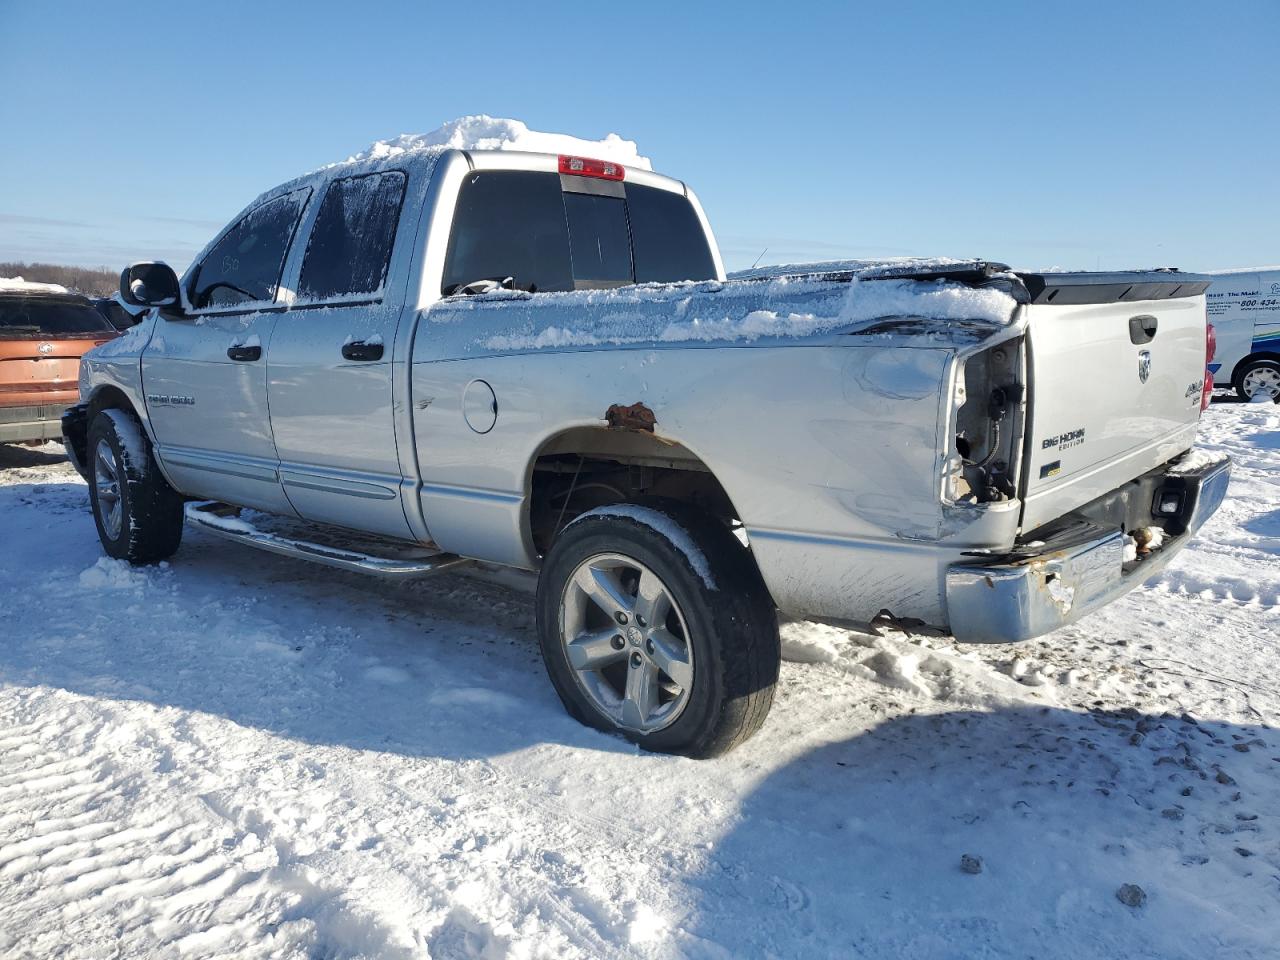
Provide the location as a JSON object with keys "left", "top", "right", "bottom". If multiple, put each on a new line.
{"left": 429, "top": 261, "right": 1018, "bottom": 356}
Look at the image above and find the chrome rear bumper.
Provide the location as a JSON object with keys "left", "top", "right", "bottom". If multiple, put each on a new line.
{"left": 945, "top": 453, "right": 1231, "bottom": 643}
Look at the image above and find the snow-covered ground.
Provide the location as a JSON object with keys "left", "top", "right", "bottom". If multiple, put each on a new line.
{"left": 1, "top": 405, "right": 1276, "bottom": 959}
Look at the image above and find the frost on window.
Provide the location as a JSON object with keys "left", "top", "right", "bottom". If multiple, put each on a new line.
{"left": 298, "top": 171, "right": 407, "bottom": 301}
{"left": 192, "top": 189, "right": 309, "bottom": 309}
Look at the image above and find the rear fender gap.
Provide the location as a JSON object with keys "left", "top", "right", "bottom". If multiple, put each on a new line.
{"left": 527, "top": 426, "right": 740, "bottom": 556}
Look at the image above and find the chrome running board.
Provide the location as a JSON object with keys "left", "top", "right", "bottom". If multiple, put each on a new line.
{"left": 184, "top": 501, "right": 473, "bottom": 579}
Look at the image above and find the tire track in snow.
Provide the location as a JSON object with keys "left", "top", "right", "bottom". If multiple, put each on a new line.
{"left": 0, "top": 690, "right": 370, "bottom": 959}
{"left": 1149, "top": 569, "right": 1280, "bottom": 608}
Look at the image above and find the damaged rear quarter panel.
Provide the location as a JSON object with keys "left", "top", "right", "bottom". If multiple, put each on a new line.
{"left": 411, "top": 286, "right": 1016, "bottom": 625}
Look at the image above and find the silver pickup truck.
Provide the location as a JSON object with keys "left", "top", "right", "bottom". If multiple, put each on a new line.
{"left": 63, "top": 145, "right": 1230, "bottom": 756}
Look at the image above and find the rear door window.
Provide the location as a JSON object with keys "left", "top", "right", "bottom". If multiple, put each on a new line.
{"left": 191, "top": 189, "right": 309, "bottom": 310}
{"left": 0, "top": 297, "right": 115, "bottom": 336}
{"left": 298, "top": 171, "right": 407, "bottom": 301}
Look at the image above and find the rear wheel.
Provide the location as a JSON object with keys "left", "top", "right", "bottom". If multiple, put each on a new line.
{"left": 1234, "top": 359, "right": 1280, "bottom": 402}
{"left": 535, "top": 501, "right": 779, "bottom": 757}
{"left": 87, "top": 409, "right": 184, "bottom": 563}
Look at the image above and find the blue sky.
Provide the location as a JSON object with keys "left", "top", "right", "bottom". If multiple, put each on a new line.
{"left": 1, "top": 0, "right": 1276, "bottom": 274}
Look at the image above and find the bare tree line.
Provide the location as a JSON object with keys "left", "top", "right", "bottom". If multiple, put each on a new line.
{"left": 0, "top": 262, "right": 118, "bottom": 297}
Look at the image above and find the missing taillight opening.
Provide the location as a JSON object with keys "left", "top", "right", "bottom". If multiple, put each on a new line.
{"left": 949, "top": 339, "right": 1025, "bottom": 504}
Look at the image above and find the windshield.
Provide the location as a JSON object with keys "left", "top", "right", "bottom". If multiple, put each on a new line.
{"left": 0, "top": 297, "right": 115, "bottom": 337}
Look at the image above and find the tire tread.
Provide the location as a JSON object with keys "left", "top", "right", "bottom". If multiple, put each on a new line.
{"left": 88, "top": 408, "right": 184, "bottom": 564}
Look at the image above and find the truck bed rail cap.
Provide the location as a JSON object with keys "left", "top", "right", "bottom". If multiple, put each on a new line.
{"left": 1016, "top": 269, "right": 1212, "bottom": 305}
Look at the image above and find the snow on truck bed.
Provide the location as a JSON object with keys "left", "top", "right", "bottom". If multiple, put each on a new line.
{"left": 433, "top": 272, "right": 1018, "bottom": 356}
{"left": 1, "top": 405, "right": 1278, "bottom": 959}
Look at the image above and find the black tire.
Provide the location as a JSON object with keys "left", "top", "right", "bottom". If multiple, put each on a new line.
{"left": 1233, "top": 358, "right": 1280, "bottom": 402}
{"left": 535, "top": 500, "right": 779, "bottom": 757}
{"left": 87, "top": 408, "right": 184, "bottom": 564}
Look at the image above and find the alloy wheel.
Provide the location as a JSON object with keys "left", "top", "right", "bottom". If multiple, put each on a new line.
{"left": 559, "top": 553, "right": 694, "bottom": 733}
{"left": 93, "top": 438, "right": 123, "bottom": 540}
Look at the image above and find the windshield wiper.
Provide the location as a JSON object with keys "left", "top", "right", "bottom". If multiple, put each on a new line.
{"left": 449, "top": 276, "right": 517, "bottom": 297}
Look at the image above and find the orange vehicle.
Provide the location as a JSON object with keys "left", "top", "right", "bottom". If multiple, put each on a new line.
{"left": 0, "top": 283, "right": 117, "bottom": 445}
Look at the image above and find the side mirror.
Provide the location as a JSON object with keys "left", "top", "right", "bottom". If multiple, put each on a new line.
{"left": 120, "top": 261, "right": 181, "bottom": 309}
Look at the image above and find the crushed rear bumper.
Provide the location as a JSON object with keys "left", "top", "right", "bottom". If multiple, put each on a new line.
{"left": 946, "top": 452, "right": 1230, "bottom": 643}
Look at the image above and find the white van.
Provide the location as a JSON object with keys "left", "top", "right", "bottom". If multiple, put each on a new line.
{"left": 1205, "top": 267, "right": 1280, "bottom": 400}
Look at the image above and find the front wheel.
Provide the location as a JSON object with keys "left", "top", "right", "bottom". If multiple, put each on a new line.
{"left": 87, "top": 408, "right": 184, "bottom": 563}
{"left": 535, "top": 502, "right": 780, "bottom": 757}
{"left": 1235, "top": 359, "right": 1280, "bottom": 402}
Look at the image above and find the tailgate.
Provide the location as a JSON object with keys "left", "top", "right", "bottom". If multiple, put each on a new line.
{"left": 1018, "top": 272, "right": 1211, "bottom": 532}
{"left": 0, "top": 339, "right": 102, "bottom": 407}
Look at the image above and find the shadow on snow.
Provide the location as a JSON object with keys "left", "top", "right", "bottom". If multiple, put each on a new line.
{"left": 680, "top": 704, "right": 1278, "bottom": 959}
{"left": 3, "top": 472, "right": 1279, "bottom": 958}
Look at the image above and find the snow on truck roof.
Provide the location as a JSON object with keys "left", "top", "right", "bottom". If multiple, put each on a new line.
{"left": 190, "top": 117, "right": 668, "bottom": 282}
{"left": 240, "top": 116, "right": 657, "bottom": 212}
{"left": 232, "top": 116, "right": 654, "bottom": 219}
{"left": 345, "top": 115, "right": 651, "bottom": 170}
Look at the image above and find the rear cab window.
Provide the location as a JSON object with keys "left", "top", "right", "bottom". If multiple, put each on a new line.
{"left": 563, "top": 192, "right": 632, "bottom": 288}
{"left": 189, "top": 188, "right": 310, "bottom": 311}
{"left": 0, "top": 297, "right": 115, "bottom": 337}
{"left": 625, "top": 183, "right": 717, "bottom": 284}
{"left": 442, "top": 171, "right": 572, "bottom": 295}
{"left": 442, "top": 171, "right": 716, "bottom": 296}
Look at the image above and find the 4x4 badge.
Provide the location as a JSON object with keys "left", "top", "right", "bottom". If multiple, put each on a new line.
{"left": 1138, "top": 350, "right": 1152, "bottom": 384}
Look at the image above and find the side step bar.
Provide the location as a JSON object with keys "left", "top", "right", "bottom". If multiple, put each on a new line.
{"left": 184, "top": 501, "right": 473, "bottom": 579}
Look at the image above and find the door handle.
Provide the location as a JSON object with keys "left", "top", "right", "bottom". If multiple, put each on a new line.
{"left": 342, "top": 339, "right": 384, "bottom": 362}
{"left": 227, "top": 344, "right": 262, "bottom": 361}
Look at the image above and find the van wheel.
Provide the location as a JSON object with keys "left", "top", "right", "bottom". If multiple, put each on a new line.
{"left": 87, "top": 408, "right": 184, "bottom": 563}
{"left": 535, "top": 501, "right": 779, "bottom": 757}
{"left": 1235, "top": 359, "right": 1280, "bottom": 401}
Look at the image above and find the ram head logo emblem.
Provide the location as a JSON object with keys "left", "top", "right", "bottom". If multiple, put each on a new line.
{"left": 1138, "top": 350, "right": 1152, "bottom": 384}
{"left": 37, "top": 342, "right": 53, "bottom": 355}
